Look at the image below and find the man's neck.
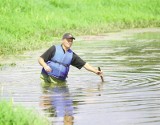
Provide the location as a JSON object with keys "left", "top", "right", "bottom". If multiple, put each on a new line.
{"left": 61, "top": 44, "right": 69, "bottom": 52}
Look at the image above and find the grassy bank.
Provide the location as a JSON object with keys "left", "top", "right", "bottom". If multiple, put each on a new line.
{"left": 0, "top": 100, "right": 49, "bottom": 125}
{"left": 0, "top": 0, "right": 160, "bottom": 55}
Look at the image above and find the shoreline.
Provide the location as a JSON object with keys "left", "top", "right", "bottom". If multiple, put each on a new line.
{"left": 78, "top": 27, "right": 160, "bottom": 41}
{"left": 0, "top": 27, "right": 160, "bottom": 67}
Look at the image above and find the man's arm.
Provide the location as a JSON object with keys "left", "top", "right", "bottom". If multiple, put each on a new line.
{"left": 83, "top": 63, "right": 103, "bottom": 76}
{"left": 38, "top": 57, "right": 52, "bottom": 72}
{"left": 38, "top": 45, "right": 55, "bottom": 73}
{"left": 71, "top": 53, "right": 103, "bottom": 76}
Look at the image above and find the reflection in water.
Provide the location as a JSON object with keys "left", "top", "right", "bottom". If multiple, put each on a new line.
{"left": 40, "top": 81, "right": 74, "bottom": 125}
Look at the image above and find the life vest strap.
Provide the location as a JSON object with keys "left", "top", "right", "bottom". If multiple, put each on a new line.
{"left": 52, "top": 60, "right": 69, "bottom": 67}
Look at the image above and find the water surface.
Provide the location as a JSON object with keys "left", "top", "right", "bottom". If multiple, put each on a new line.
{"left": 0, "top": 28, "right": 160, "bottom": 125}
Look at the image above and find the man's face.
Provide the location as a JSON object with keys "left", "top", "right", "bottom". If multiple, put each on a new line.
{"left": 62, "top": 38, "right": 73, "bottom": 49}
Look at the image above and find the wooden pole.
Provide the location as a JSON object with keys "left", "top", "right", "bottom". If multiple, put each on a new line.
{"left": 98, "top": 67, "right": 104, "bottom": 82}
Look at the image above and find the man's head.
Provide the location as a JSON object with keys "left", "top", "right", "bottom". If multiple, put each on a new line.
{"left": 62, "top": 33, "right": 75, "bottom": 50}
{"left": 62, "top": 33, "right": 75, "bottom": 40}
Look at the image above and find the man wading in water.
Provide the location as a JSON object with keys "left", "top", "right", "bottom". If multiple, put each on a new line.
{"left": 38, "top": 33, "right": 103, "bottom": 85}
{"left": 38, "top": 33, "right": 103, "bottom": 124}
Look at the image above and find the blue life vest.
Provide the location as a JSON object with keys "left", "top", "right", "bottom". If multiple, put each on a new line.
{"left": 42, "top": 45, "right": 73, "bottom": 80}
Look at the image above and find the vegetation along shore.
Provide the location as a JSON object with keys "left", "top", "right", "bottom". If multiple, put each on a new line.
{"left": 0, "top": 100, "right": 49, "bottom": 125}
{"left": 0, "top": 0, "right": 159, "bottom": 56}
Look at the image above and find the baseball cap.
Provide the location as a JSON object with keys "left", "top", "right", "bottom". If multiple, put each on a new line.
{"left": 62, "top": 33, "right": 75, "bottom": 40}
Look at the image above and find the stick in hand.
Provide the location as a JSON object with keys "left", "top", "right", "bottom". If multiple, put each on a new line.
{"left": 98, "top": 67, "right": 104, "bottom": 82}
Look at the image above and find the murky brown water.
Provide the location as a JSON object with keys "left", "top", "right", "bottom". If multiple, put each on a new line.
{"left": 0, "top": 28, "right": 160, "bottom": 125}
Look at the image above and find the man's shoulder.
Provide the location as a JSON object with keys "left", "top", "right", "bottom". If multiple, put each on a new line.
{"left": 72, "top": 52, "right": 80, "bottom": 59}
{"left": 49, "top": 45, "right": 56, "bottom": 50}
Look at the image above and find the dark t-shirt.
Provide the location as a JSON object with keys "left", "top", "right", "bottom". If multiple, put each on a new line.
{"left": 40, "top": 45, "right": 86, "bottom": 69}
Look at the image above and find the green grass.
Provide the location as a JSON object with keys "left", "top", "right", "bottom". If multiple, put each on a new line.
{"left": 0, "top": 100, "right": 49, "bottom": 125}
{"left": 0, "top": 0, "right": 160, "bottom": 55}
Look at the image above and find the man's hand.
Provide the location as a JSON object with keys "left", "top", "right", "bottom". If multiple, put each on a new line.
{"left": 44, "top": 65, "right": 52, "bottom": 72}
{"left": 38, "top": 57, "right": 52, "bottom": 72}
{"left": 96, "top": 70, "right": 103, "bottom": 76}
